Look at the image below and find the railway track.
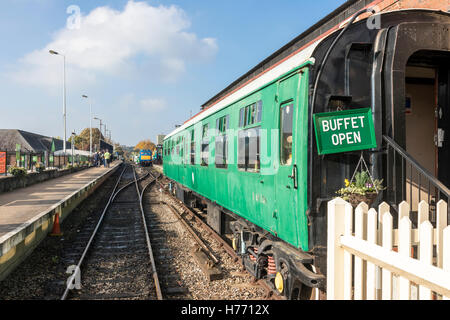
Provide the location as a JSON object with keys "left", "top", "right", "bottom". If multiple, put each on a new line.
{"left": 138, "top": 171, "right": 191, "bottom": 299}
{"left": 60, "top": 163, "right": 168, "bottom": 300}
{"left": 55, "top": 163, "right": 275, "bottom": 300}
{"left": 146, "top": 168, "right": 284, "bottom": 300}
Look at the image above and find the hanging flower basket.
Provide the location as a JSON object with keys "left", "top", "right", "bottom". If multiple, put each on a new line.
{"left": 346, "top": 192, "right": 378, "bottom": 208}
{"left": 335, "top": 153, "right": 385, "bottom": 208}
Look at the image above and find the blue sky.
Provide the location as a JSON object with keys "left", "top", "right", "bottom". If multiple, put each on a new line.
{"left": 0, "top": 0, "right": 345, "bottom": 147}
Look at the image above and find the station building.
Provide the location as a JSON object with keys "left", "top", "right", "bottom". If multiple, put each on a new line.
{"left": 0, "top": 129, "right": 72, "bottom": 170}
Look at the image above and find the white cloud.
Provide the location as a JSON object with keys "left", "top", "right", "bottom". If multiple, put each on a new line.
{"left": 10, "top": 1, "right": 218, "bottom": 88}
{"left": 139, "top": 98, "right": 167, "bottom": 112}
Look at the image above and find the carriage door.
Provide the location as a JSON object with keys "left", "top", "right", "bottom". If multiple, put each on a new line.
{"left": 437, "top": 66, "right": 450, "bottom": 188}
{"left": 274, "top": 73, "right": 300, "bottom": 245}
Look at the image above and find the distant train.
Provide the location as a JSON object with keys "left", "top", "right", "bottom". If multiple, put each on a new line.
{"left": 138, "top": 149, "right": 153, "bottom": 167}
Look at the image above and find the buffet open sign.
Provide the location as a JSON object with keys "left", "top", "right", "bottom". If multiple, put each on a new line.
{"left": 313, "top": 108, "right": 377, "bottom": 155}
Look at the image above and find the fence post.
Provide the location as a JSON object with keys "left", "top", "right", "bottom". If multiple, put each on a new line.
{"left": 417, "top": 201, "right": 429, "bottom": 259}
{"left": 417, "top": 201, "right": 429, "bottom": 230}
{"left": 367, "top": 208, "right": 378, "bottom": 300}
{"left": 354, "top": 202, "right": 368, "bottom": 300}
{"left": 437, "top": 200, "right": 448, "bottom": 269}
{"left": 382, "top": 211, "right": 393, "bottom": 300}
{"left": 398, "top": 201, "right": 410, "bottom": 223}
{"left": 399, "top": 216, "right": 412, "bottom": 300}
{"left": 327, "top": 197, "right": 352, "bottom": 300}
{"left": 444, "top": 226, "right": 450, "bottom": 300}
{"left": 419, "top": 220, "right": 433, "bottom": 300}
{"left": 344, "top": 200, "right": 353, "bottom": 300}
{"left": 377, "top": 202, "right": 390, "bottom": 299}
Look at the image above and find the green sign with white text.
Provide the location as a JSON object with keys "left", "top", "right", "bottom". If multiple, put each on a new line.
{"left": 313, "top": 108, "right": 377, "bottom": 155}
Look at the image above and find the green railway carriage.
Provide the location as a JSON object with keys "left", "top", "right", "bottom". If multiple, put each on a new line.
{"left": 165, "top": 65, "right": 310, "bottom": 249}
{"left": 163, "top": 2, "right": 450, "bottom": 299}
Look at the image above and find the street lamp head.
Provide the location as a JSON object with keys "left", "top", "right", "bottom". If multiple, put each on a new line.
{"left": 82, "top": 95, "right": 88, "bottom": 98}
{"left": 49, "top": 50, "right": 59, "bottom": 55}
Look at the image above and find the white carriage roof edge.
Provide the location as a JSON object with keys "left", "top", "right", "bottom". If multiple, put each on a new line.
{"left": 164, "top": 39, "right": 322, "bottom": 141}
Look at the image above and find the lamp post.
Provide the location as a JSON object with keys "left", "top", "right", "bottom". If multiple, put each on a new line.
{"left": 49, "top": 50, "right": 67, "bottom": 155}
{"left": 105, "top": 129, "right": 112, "bottom": 144}
{"left": 71, "top": 131, "right": 76, "bottom": 166}
{"left": 82, "top": 95, "right": 92, "bottom": 158}
{"left": 93, "top": 117, "right": 102, "bottom": 151}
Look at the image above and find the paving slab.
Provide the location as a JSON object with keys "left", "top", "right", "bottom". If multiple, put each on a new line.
{"left": 0, "top": 161, "right": 122, "bottom": 280}
{"left": 0, "top": 162, "right": 120, "bottom": 238}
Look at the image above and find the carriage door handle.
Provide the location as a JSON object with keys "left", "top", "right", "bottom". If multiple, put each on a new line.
{"left": 288, "top": 165, "right": 298, "bottom": 189}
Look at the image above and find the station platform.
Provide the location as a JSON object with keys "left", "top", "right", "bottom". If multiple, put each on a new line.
{"left": 0, "top": 161, "right": 121, "bottom": 280}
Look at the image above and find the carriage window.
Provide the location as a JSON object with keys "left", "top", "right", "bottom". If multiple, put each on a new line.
{"left": 280, "top": 103, "right": 293, "bottom": 165}
{"left": 215, "top": 135, "right": 228, "bottom": 169}
{"left": 190, "top": 130, "right": 195, "bottom": 165}
{"left": 201, "top": 124, "right": 209, "bottom": 166}
{"left": 215, "top": 115, "right": 229, "bottom": 169}
{"left": 181, "top": 137, "right": 184, "bottom": 157}
{"left": 239, "top": 108, "right": 245, "bottom": 127}
{"left": 256, "top": 100, "right": 263, "bottom": 122}
{"left": 249, "top": 104, "right": 256, "bottom": 124}
{"left": 239, "top": 101, "right": 262, "bottom": 128}
{"left": 238, "top": 127, "right": 261, "bottom": 172}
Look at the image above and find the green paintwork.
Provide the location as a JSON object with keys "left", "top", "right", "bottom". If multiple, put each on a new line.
{"left": 164, "top": 62, "right": 311, "bottom": 251}
{"left": 313, "top": 108, "right": 377, "bottom": 155}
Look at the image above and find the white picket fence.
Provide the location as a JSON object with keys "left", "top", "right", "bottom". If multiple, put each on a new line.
{"left": 327, "top": 198, "right": 450, "bottom": 300}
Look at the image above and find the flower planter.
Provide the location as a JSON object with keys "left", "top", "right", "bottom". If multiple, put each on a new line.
{"left": 347, "top": 192, "right": 378, "bottom": 208}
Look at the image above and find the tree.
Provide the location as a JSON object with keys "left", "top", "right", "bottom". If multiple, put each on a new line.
{"left": 68, "top": 135, "right": 84, "bottom": 149}
{"left": 68, "top": 128, "right": 105, "bottom": 151}
{"left": 135, "top": 140, "right": 156, "bottom": 152}
{"left": 114, "top": 144, "right": 124, "bottom": 156}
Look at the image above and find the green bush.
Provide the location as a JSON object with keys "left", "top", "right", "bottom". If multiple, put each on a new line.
{"left": 8, "top": 166, "right": 28, "bottom": 177}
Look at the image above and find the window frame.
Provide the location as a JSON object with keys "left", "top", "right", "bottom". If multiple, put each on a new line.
{"left": 201, "top": 123, "right": 209, "bottom": 166}
{"left": 190, "top": 130, "right": 195, "bottom": 165}
{"left": 280, "top": 102, "right": 294, "bottom": 166}
{"left": 238, "top": 126, "right": 261, "bottom": 173}
{"left": 239, "top": 100, "right": 263, "bottom": 128}
{"left": 215, "top": 115, "right": 229, "bottom": 169}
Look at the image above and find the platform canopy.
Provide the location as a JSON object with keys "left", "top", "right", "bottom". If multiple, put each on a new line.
{"left": 53, "top": 149, "right": 91, "bottom": 156}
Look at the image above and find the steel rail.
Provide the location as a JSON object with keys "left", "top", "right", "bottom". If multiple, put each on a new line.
{"left": 151, "top": 172, "right": 234, "bottom": 262}
{"left": 148, "top": 172, "right": 220, "bottom": 264}
{"left": 135, "top": 170, "right": 163, "bottom": 300}
{"left": 164, "top": 203, "right": 220, "bottom": 264}
{"left": 61, "top": 164, "right": 149, "bottom": 300}
{"left": 149, "top": 169, "right": 284, "bottom": 299}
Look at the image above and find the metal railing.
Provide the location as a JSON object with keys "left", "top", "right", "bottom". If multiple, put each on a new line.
{"left": 383, "top": 135, "right": 450, "bottom": 225}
